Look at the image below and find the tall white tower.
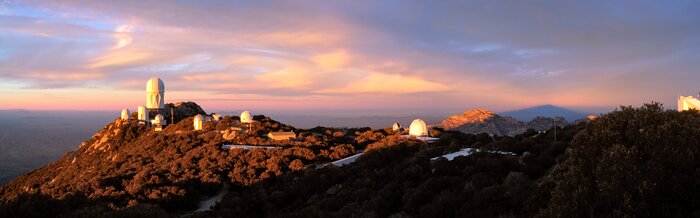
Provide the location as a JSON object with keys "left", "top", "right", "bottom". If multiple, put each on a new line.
{"left": 137, "top": 106, "right": 148, "bottom": 121}
{"left": 120, "top": 108, "right": 130, "bottom": 121}
{"left": 146, "top": 77, "right": 165, "bottom": 110}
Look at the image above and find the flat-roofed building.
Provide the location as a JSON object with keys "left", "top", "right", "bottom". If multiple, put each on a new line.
{"left": 267, "top": 131, "right": 296, "bottom": 141}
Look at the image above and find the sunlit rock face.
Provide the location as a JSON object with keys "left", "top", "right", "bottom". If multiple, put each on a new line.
{"left": 164, "top": 102, "right": 206, "bottom": 124}
{"left": 439, "top": 109, "right": 525, "bottom": 136}
{"left": 440, "top": 109, "right": 575, "bottom": 136}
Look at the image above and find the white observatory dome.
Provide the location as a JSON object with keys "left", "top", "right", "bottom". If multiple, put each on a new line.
{"left": 137, "top": 106, "right": 148, "bottom": 121}
{"left": 392, "top": 122, "right": 402, "bottom": 131}
{"left": 193, "top": 114, "right": 204, "bottom": 130}
{"left": 154, "top": 114, "right": 166, "bottom": 125}
{"left": 240, "top": 111, "right": 252, "bottom": 123}
{"left": 408, "top": 119, "right": 428, "bottom": 137}
{"left": 146, "top": 77, "right": 165, "bottom": 109}
{"left": 121, "top": 108, "right": 130, "bottom": 121}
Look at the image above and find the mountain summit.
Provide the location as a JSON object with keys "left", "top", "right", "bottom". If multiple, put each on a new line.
{"left": 439, "top": 109, "right": 573, "bottom": 136}
{"left": 439, "top": 109, "right": 526, "bottom": 136}
{"left": 501, "top": 104, "right": 587, "bottom": 121}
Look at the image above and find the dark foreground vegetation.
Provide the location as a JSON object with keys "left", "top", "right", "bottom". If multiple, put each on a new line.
{"left": 1, "top": 102, "right": 699, "bottom": 217}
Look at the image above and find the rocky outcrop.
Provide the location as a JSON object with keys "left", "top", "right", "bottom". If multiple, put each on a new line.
{"left": 440, "top": 109, "right": 525, "bottom": 136}
{"left": 164, "top": 101, "right": 207, "bottom": 123}
{"left": 440, "top": 109, "right": 569, "bottom": 136}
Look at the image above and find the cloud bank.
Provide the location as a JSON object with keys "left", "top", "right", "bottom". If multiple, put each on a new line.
{"left": 0, "top": 0, "right": 699, "bottom": 112}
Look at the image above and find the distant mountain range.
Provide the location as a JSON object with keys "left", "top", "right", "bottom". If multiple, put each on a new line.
{"left": 501, "top": 105, "right": 589, "bottom": 121}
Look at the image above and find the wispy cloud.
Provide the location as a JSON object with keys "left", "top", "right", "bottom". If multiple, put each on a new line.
{"left": 0, "top": 1, "right": 699, "bottom": 111}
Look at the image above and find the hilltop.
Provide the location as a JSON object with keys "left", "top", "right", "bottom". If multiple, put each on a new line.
{"left": 2, "top": 102, "right": 700, "bottom": 217}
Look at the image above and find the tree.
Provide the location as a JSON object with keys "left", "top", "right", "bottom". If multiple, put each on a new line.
{"left": 542, "top": 103, "right": 700, "bottom": 217}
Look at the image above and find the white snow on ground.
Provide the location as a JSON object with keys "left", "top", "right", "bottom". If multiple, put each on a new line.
{"left": 221, "top": 145, "right": 280, "bottom": 150}
{"left": 331, "top": 153, "right": 364, "bottom": 167}
{"left": 400, "top": 135, "right": 440, "bottom": 143}
{"left": 431, "top": 148, "right": 517, "bottom": 161}
{"left": 431, "top": 148, "right": 477, "bottom": 161}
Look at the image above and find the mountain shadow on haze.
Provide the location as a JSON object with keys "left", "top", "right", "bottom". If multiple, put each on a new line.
{"left": 501, "top": 105, "right": 588, "bottom": 121}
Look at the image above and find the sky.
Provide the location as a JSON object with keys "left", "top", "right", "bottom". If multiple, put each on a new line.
{"left": 0, "top": 0, "right": 699, "bottom": 115}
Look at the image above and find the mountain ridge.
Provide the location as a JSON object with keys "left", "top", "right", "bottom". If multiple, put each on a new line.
{"left": 500, "top": 104, "right": 587, "bottom": 121}
{"left": 438, "top": 109, "right": 571, "bottom": 136}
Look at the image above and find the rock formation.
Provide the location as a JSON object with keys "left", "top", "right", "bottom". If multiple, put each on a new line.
{"left": 439, "top": 109, "right": 570, "bottom": 136}
{"left": 439, "top": 109, "right": 525, "bottom": 136}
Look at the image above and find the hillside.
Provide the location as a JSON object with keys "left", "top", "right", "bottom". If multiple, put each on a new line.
{"left": 2, "top": 102, "right": 700, "bottom": 217}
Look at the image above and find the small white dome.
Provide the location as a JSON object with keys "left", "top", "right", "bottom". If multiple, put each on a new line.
{"left": 121, "top": 108, "right": 130, "bottom": 121}
{"left": 152, "top": 114, "right": 166, "bottom": 126}
{"left": 392, "top": 122, "right": 402, "bottom": 131}
{"left": 409, "top": 119, "right": 428, "bottom": 137}
{"left": 240, "top": 111, "right": 252, "bottom": 123}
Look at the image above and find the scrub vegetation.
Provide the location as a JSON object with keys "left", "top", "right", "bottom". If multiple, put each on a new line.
{"left": 1, "top": 102, "right": 698, "bottom": 218}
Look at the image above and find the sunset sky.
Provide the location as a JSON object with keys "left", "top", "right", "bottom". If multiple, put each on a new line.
{"left": 0, "top": 1, "right": 699, "bottom": 114}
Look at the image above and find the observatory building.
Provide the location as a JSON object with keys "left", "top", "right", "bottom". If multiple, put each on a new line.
{"left": 392, "top": 122, "right": 403, "bottom": 131}
{"left": 268, "top": 131, "right": 296, "bottom": 141}
{"left": 146, "top": 77, "right": 165, "bottom": 110}
{"left": 137, "top": 106, "right": 148, "bottom": 122}
{"left": 193, "top": 114, "right": 204, "bottom": 130}
{"left": 121, "top": 108, "right": 130, "bottom": 121}
{"left": 212, "top": 113, "right": 222, "bottom": 121}
{"left": 678, "top": 95, "right": 700, "bottom": 112}
{"left": 240, "top": 111, "right": 252, "bottom": 123}
{"left": 409, "top": 119, "right": 428, "bottom": 137}
{"left": 152, "top": 114, "right": 166, "bottom": 125}
{"left": 401, "top": 118, "right": 438, "bottom": 143}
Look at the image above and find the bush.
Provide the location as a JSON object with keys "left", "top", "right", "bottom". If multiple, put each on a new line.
{"left": 542, "top": 103, "right": 700, "bottom": 217}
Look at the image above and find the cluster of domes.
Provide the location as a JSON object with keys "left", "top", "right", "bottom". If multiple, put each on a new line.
{"left": 392, "top": 118, "right": 431, "bottom": 138}
{"left": 118, "top": 76, "right": 260, "bottom": 132}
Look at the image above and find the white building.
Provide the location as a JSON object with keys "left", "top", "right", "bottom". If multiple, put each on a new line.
{"left": 151, "top": 114, "right": 166, "bottom": 131}
{"left": 152, "top": 114, "right": 166, "bottom": 126}
{"left": 194, "top": 114, "right": 204, "bottom": 130}
{"left": 392, "top": 122, "right": 402, "bottom": 131}
{"left": 240, "top": 111, "right": 252, "bottom": 123}
{"left": 678, "top": 95, "right": 700, "bottom": 112}
{"left": 146, "top": 77, "right": 165, "bottom": 110}
{"left": 409, "top": 119, "right": 428, "bottom": 137}
{"left": 212, "top": 113, "right": 222, "bottom": 121}
{"left": 137, "top": 106, "right": 148, "bottom": 122}
{"left": 120, "top": 108, "right": 130, "bottom": 121}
